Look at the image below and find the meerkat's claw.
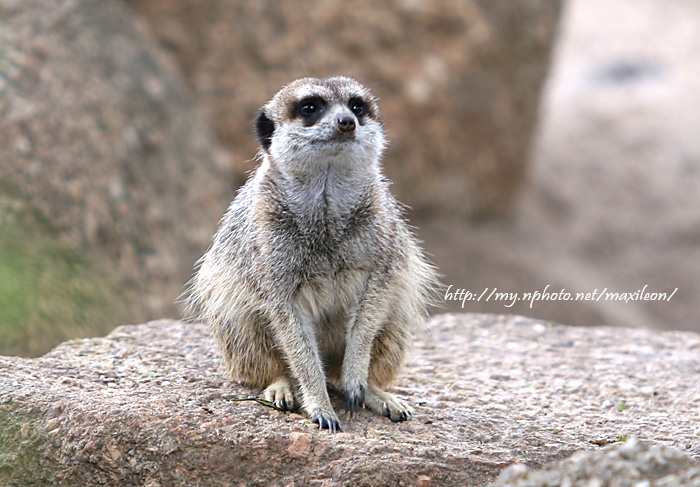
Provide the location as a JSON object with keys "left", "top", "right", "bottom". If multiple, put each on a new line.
{"left": 263, "top": 377, "right": 298, "bottom": 411}
{"left": 381, "top": 404, "right": 391, "bottom": 417}
{"left": 311, "top": 414, "right": 343, "bottom": 433}
{"left": 381, "top": 402, "right": 412, "bottom": 422}
{"left": 345, "top": 384, "right": 365, "bottom": 417}
{"left": 393, "top": 409, "right": 412, "bottom": 423}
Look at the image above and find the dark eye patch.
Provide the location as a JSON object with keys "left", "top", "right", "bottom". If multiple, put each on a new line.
{"left": 348, "top": 97, "right": 370, "bottom": 119}
{"left": 293, "top": 96, "right": 326, "bottom": 126}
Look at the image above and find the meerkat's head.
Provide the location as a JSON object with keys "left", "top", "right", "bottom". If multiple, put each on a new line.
{"left": 255, "top": 77, "right": 386, "bottom": 175}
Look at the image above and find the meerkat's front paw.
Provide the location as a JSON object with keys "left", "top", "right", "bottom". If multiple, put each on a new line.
{"left": 365, "top": 383, "right": 414, "bottom": 422}
{"left": 262, "top": 376, "right": 299, "bottom": 411}
{"left": 309, "top": 407, "right": 343, "bottom": 433}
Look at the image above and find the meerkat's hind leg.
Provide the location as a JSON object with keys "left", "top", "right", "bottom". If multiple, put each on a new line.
{"left": 262, "top": 376, "right": 300, "bottom": 412}
{"left": 364, "top": 383, "right": 413, "bottom": 422}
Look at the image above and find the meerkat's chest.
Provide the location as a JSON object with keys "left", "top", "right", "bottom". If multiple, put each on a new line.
{"left": 278, "top": 167, "right": 376, "bottom": 234}
{"left": 268, "top": 194, "right": 379, "bottom": 268}
{"left": 292, "top": 269, "right": 368, "bottom": 329}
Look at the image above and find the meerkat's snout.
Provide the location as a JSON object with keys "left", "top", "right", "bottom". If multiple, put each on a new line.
{"left": 337, "top": 114, "right": 356, "bottom": 134}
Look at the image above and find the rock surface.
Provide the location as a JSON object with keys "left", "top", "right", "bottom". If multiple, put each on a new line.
{"left": 124, "top": 0, "right": 561, "bottom": 218}
{"left": 491, "top": 438, "right": 700, "bottom": 486}
{"left": 0, "top": 0, "right": 233, "bottom": 354}
{"left": 1, "top": 313, "right": 698, "bottom": 486}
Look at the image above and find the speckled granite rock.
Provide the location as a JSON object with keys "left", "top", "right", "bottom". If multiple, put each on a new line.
{"left": 124, "top": 0, "right": 561, "bottom": 218}
{"left": 490, "top": 438, "right": 700, "bottom": 486}
{"left": 1, "top": 313, "right": 698, "bottom": 486}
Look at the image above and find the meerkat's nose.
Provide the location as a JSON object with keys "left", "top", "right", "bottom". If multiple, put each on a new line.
{"left": 337, "top": 115, "right": 356, "bottom": 133}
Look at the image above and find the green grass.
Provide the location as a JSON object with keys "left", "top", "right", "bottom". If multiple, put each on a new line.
{"left": 0, "top": 203, "right": 126, "bottom": 357}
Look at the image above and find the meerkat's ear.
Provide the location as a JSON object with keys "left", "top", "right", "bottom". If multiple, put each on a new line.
{"left": 255, "top": 110, "right": 275, "bottom": 152}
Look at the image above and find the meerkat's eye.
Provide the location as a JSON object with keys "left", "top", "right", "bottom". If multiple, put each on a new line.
{"left": 349, "top": 98, "right": 368, "bottom": 117}
{"left": 295, "top": 97, "right": 326, "bottom": 126}
{"left": 300, "top": 101, "right": 318, "bottom": 115}
{"left": 296, "top": 97, "right": 324, "bottom": 117}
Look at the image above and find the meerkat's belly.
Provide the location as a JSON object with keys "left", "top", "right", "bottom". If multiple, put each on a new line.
{"left": 292, "top": 269, "right": 368, "bottom": 371}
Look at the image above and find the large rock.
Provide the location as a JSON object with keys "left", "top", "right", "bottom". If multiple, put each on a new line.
{"left": 0, "top": 0, "right": 233, "bottom": 355}
{"left": 124, "top": 0, "right": 561, "bottom": 218}
{"left": 491, "top": 438, "right": 700, "bottom": 486}
{"left": 1, "top": 313, "right": 698, "bottom": 486}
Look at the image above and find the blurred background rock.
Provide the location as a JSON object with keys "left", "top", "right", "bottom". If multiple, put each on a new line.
{"left": 1, "top": 0, "right": 698, "bottom": 356}
{"left": 122, "top": 0, "right": 560, "bottom": 219}
{"left": 0, "top": 0, "right": 233, "bottom": 356}
{"left": 421, "top": 0, "right": 700, "bottom": 332}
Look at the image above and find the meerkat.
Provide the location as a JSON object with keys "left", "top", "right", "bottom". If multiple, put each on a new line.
{"left": 186, "top": 76, "right": 437, "bottom": 432}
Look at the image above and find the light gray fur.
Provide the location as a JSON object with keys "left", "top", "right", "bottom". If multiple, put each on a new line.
{"left": 185, "top": 76, "right": 438, "bottom": 432}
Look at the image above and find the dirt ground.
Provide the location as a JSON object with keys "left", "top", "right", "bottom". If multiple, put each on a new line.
{"left": 418, "top": 0, "right": 700, "bottom": 332}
